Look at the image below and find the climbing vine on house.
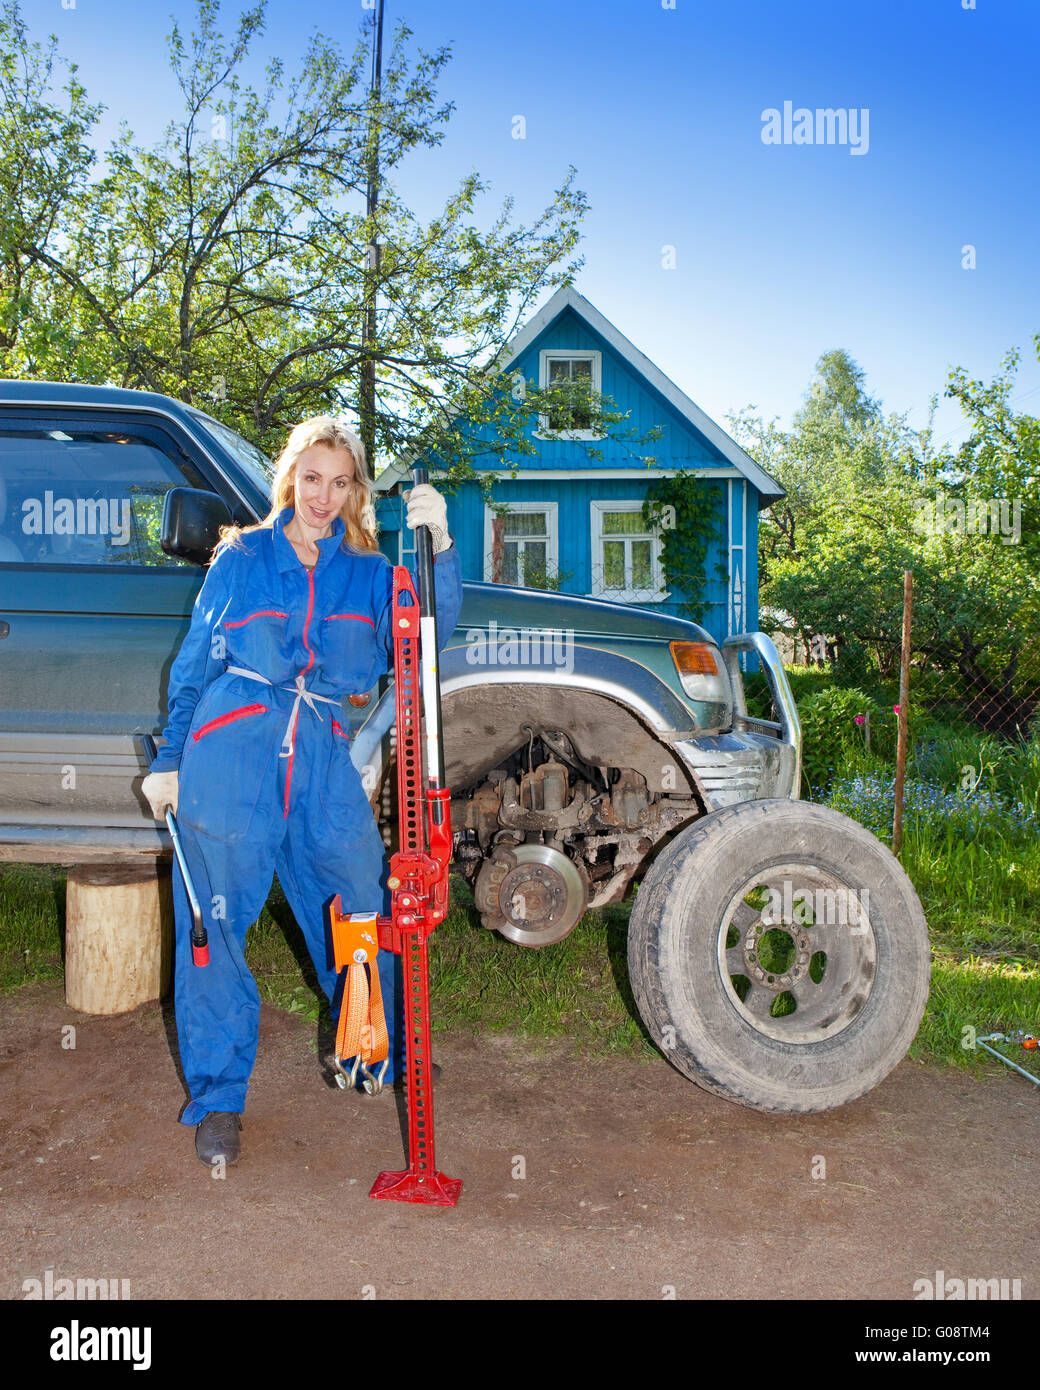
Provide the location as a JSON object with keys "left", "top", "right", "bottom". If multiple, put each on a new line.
{"left": 642, "top": 474, "right": 728, "bottom": 621}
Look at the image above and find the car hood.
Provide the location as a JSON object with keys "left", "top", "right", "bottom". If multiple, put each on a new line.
{"left": 457, "top": 580, "right": 714, "bottom": 645}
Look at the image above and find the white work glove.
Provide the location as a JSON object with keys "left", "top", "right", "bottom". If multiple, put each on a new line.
{"left": 142, "top": 770, "right": 179, "bottom": 820}
{"left": 404, "top": 484, "right": 451, "bottom": 554}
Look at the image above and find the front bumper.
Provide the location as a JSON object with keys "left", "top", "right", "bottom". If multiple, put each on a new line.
{"left": 673, "top": 633, "right": 802, "bottom": 809}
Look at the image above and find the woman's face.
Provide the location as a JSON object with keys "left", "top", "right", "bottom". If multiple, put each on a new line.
{"left": 292, "top": 444, "right": 356, "bottom": 532}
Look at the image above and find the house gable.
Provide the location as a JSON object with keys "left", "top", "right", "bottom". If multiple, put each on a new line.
{"left": 374, "top": 286, "right": 777, "bottom": 647}
{"left": 492, "top": 286, "right": 782, "bottom": 502}
{"left": 500, "top": 303, "right": 727, "bottom": 474}
{"left": 375, "top": 286, "right": 782, "bottom": 502}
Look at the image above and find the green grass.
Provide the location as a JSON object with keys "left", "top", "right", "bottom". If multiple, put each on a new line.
{"left": 898, "top": 818, "right": 1040, "bottom": 1071}
{"left": 426, "top": 879, "right": 654, "bottom": 1058}
{"left": 917, "top": 954, "right": 1040, "bottom": 1074}
{"left": 0, "top": 864, "right": 66, "bottom": 990}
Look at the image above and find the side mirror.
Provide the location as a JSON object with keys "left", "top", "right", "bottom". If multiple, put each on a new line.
{"left": 161, "top": 488, "right": 233, "bottom": 567}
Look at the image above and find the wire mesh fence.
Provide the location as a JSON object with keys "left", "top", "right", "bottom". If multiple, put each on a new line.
{"left": 750, "top": 569, "right": 1040, "bottom": 855}
{"left": 764, "top": 591, "right": 1040, "bottom": 741}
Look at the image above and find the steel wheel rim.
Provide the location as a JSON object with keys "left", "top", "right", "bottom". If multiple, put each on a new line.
{"left": 713, "top": 862, "right": 878, "bottom": 1044}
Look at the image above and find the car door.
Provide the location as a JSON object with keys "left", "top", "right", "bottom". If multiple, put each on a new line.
{"left": 0, "top": 405, "right": 250, "bottom": 855}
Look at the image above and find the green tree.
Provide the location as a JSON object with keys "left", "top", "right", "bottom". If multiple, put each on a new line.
{"left": 0, "top": 1, "right": 103, "bottom": 367}
{"left": 732, "top": 348, "right": 1040, "bottom": 732}
{"left": 944, "top": 341, "right": 1040, "bottom": 567}
{"left": 0, "top": 0, "right": 634, "bottom": 482}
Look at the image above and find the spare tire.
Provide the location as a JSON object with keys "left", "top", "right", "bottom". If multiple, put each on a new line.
{"left": 627, "top": 798, "right": 930, "bottom": 1113}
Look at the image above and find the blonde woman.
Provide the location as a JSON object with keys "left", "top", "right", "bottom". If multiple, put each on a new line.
{"left": 141, "top": 417, "right": 461, "bottom": 1166}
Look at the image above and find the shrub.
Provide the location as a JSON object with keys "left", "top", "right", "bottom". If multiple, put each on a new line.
{"left": 798, "top": 685, "right": 875, "bottom": 792}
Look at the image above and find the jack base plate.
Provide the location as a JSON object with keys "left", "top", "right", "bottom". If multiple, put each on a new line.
{"left": 369, "top": 1169, "right": 463, "bottom": 1206}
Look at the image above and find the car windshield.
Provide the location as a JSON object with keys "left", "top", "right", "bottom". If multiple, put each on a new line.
{"left": 188, "top": 410, "right": 273, "bottom": 498}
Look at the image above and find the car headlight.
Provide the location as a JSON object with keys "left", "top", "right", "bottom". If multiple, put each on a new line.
{"left": 670, "top": 641, "right": 732, "bottom": 710}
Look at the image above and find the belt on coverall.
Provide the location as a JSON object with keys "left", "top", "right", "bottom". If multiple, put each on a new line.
{"left": 225, "top": 666, "right": 341, "bottom": 757}
{"left": 225, "top": 665, "right": 343, "bottom": 819}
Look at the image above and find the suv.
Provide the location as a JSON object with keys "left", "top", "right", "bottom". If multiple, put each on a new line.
{"left": 0, "top": 380, "right": 930, "bottom": 1114}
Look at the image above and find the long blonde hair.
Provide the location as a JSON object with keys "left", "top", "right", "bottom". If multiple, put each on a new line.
{"left": 218, "top": 416, "right": 379, "bottom": 555}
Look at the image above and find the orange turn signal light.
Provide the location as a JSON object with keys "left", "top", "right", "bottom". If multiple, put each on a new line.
{"left": 670, "top": 641, "right": 720, "bottom": 676}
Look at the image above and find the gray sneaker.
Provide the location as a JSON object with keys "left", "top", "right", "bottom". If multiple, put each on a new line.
{"left": 195, "top": 1111, "right": 242, "bottom": 1166}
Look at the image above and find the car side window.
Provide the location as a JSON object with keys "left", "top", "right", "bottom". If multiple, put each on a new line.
{"left": 0, "top": 416, "right": 212, "bottom": 568}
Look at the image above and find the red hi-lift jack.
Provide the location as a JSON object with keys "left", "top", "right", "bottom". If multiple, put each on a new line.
{"left": 327, "top": 466, "right": 462, "bottom": 1207}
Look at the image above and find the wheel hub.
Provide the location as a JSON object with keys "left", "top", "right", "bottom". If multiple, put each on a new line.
{"left": 475, "top": 844, "right": 588, "bottom": 947}
{"left": 742, "top": 921, "right": 812, "bottom": 990}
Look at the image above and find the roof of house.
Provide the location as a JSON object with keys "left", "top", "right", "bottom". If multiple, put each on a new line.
{"left": 374, "top": 285, "right": 783, "bottom": 501}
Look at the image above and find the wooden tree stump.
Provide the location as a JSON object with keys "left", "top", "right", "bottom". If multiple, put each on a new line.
{"left": 65, "top": 862, "right": 173, "bottom": 1015}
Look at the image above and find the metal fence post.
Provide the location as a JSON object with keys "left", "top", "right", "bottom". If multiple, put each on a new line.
{"left": 893, "top": 570, "right": 913, "bottom": 856}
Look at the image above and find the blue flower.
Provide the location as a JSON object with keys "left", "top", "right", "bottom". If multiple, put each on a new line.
{"left": 825, "top": 771, "right": 1036, "bottom": 839}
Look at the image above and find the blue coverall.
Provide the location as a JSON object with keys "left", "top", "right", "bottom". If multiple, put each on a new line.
{"left": 149, "top": 504, "right": 463, "bottom": 1124}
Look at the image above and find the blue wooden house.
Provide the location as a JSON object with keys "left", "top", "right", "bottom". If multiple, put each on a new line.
{"left": 372, "top": 286, "right": 782, "bottom": 646}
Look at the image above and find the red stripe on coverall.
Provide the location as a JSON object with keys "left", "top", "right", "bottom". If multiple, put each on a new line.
{"left": 283, "top": 569, "right": 317, "bottom": 818}
{"left": 325, "top": 612, "right": 374, "bottom": 627}
{"left": 193, "top": 703, "right": 268, "bottom": 742}
{"left": 223, "top": 611, "right": 288, "bottom": 628}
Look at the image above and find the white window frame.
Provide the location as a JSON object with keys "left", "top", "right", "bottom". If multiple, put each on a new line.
{"left": 535, "top": 349, "right": 604, "bottom": 441}
{"left": 589, "top": 499, "right": 669, "bottom": 604}
{"left": 483, "top": 500, "right": 559, "bottom": 587}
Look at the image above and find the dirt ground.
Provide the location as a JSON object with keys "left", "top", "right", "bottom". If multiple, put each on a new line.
{"left": 1, "top": 981, "right": 1037, "bottom": 1302}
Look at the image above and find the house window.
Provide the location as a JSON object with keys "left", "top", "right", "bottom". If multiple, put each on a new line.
{"left": 483, "top": 501, "right": 559, "bottom": 587}
{"left": 537, "top": 350, "right": 602, "bottom": 439}
{"left": 590, "top": 500, "right": 667, "bottom": 604}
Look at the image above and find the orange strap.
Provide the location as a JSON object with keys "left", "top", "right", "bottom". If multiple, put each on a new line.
{"left": 334, "top": 956, "right": 389, "bottom": 1069}
{"left": 329, "top": 903, "right": 388, "bottom": 1080}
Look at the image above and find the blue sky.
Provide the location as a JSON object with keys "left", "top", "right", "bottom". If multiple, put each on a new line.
{"left": 21, "top": 0, "right": 1040, "bottom": 452}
